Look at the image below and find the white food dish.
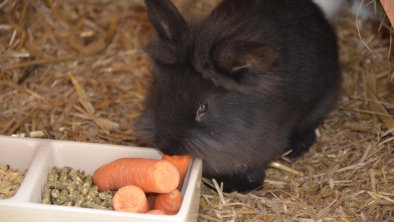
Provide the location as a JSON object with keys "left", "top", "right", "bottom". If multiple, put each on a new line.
{"left": 0, "top": 135, "right": 202, "bottom": 222}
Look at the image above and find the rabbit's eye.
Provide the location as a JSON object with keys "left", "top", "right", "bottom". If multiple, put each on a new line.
{"left": 197, "top": 103, "right": 208, "bottom": 114}
{"left": 196, "top": 103, "right": 208, "bottom": 121}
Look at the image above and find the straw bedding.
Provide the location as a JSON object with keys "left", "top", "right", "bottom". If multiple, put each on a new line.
{"left": 1, "top": 0, "right": 393, "bottom": 221}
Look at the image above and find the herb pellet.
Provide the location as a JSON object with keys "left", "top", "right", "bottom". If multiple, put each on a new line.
{"left": 42, "top": 166, "right": 114, "bottom": 210}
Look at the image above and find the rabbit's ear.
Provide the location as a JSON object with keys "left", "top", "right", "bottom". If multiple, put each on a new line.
{"left": 214, "top": 41, "right": 278, "bottom": 77}
{"left": 200, "top": 41, "right": 279, "bottom": 93}
{"left": 144, "top": 0, "right": 187, "bottom": 41}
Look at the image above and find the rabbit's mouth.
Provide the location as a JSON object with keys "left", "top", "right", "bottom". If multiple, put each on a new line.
{"left": 158, "top": 146, "right": 177, "bottom": 156}
{"left": 156, "top": 136, "right": 192, "bottom": 156}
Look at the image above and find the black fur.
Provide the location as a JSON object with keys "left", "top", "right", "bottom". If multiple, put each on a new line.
{"left": 135, "top": 0, "right": 341, "bottom": 193}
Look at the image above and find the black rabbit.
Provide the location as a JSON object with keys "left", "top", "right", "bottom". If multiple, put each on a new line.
{"left": 134, "top": 0, "right": 341, "bottom": 193}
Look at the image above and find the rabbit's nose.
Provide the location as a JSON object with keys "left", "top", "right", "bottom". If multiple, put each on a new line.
{"left": 159, "top": 146, "right": 176, "bottom": 155}
{"left": 157, "top": 136, "right": 182, "bottom": 155}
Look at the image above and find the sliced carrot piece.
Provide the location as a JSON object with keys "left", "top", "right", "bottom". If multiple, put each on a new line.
{"left": 162, "top": 155, "right": 191, "bottom": 189}
{"left": 147, "top": 209, "right": 166, "bottom": 215}
{"left": 153, "top": 189, "right": 183, "bottom": 215}
{"left": 93, "top": 158, "right": 180, "bottom": 193}
{"left": 112, "top": 185, "right": 150, "bottom": 213}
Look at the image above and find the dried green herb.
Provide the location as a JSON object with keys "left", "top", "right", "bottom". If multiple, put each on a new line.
{"left": 42, "top": 166, "right": 113, "bottom": 210}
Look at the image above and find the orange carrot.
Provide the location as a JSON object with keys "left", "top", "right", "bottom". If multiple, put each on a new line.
{"left": 162, "top": 155, "right": 191, "bottom": 189}
{"left": 146, "top": 209, "right": 166, "bottom": 215}
{"left": 112, "top": 185, "right": 150, "bottom": 213}
{"left": 153, "top": 189, "right": 183, "bottom": 215}
{"left": 93, "top": 158, "right": 180, "bottom": 193}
